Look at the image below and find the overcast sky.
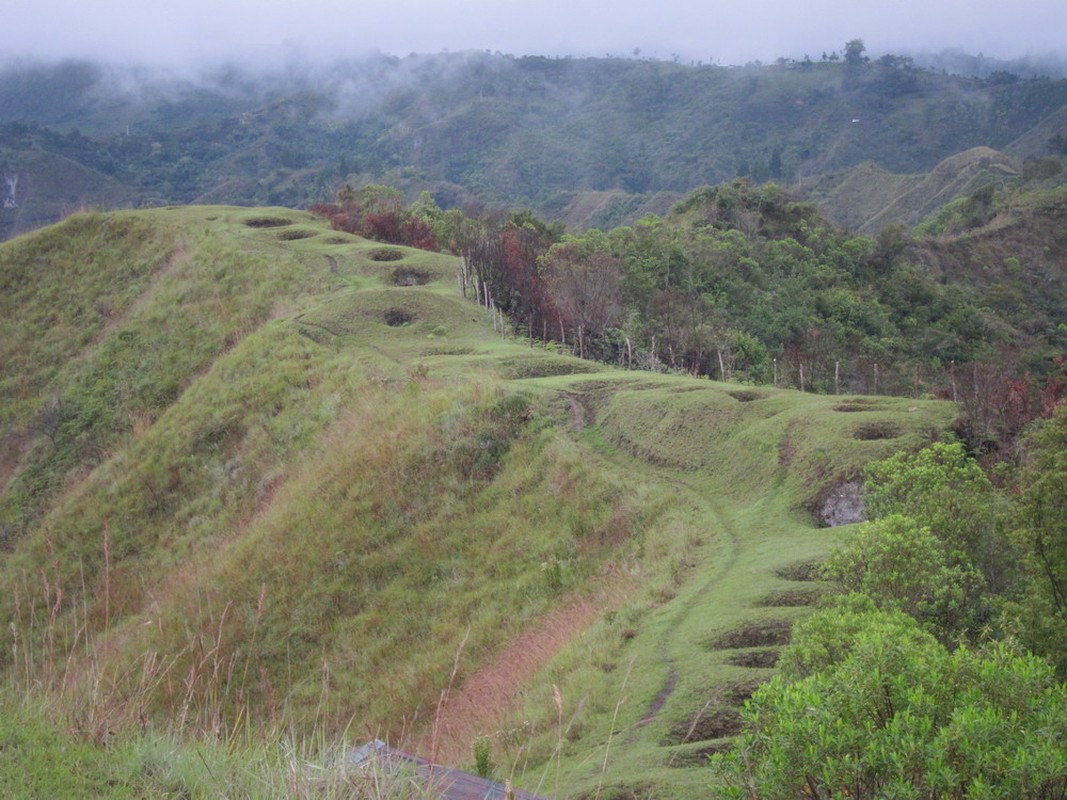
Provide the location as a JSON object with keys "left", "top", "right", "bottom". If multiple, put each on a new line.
{"left": 4, "top": 0, "right": 1066, "bottom": 68}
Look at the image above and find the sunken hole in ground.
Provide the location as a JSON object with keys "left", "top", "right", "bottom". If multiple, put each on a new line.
{"left": 277, "top": 229, "right": 316, "bottom": 241}
{"left": 384, "top": 307, "right": 414, "bottom": 327}
{"left": 834, "top": 397, "right": 880, "bottom": 412}
{"left": 368, "top": 247, "right": 405, "bottom": 262}
{"left": 663, "top": 707, "right": 744, "bottom": 745}
{"left": 774, "top": 559, "right": 823, "bottom": 581}
{"left": 853, "top": 420, "right": 903, "bottom": 440}
{"left": 666, "top": 741, "right": 734, "bottom": 766}
{"left": 662, "top": 681, "right": 768, "bottom": 747}
{"left": 391, "top": 267, "right": 431, "bottom": 286}
{"left": 709, "top": 619, "right": 792, "bottom": 650}
{"left": 756, "top": 587, "right": 823, "bottom": 607}
{"left": 243, "top": 216, "right": 293, "bottom": 228}
{"left": 727, "top": 648, "right": 781, "bottom": 668}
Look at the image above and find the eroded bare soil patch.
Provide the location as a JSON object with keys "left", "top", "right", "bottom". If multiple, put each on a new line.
{"left": 418, "top": 596, "right": 614, "bottom": 765}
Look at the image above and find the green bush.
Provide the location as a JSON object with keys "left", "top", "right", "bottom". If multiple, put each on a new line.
{"left": 714, "top": 601, "right": 1067, "bottom": 799}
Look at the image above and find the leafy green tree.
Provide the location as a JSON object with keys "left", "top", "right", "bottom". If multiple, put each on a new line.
{"left": 844, "top": 39, "right": 868, "bottom": 67}
{"left": 822, "top": 514, "right": 984, "bottom": 640}
{"left": 863, "top": 441, "right": 1012, "bottom": 595}
{"left": 1008, "top": 404, "right": 1067, "bottom": 674}
{"left": 713, "top": 601, "right": 1067, "bottom": 799}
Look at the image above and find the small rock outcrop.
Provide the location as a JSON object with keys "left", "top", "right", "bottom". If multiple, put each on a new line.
{"left": 818, "top": 480, "right": 866, "bottom": 527}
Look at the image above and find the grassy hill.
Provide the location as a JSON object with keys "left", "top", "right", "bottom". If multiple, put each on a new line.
{"left": 812, "top": 147, "right": 1022, "bottom": 233}
{"left": 0, "top": 144, "right": 138, "bottom": 240}
{"left": 0, "top": 206, "right": 956, "bottom": 797}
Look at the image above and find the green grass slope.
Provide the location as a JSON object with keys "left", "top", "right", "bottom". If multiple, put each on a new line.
{"left": 919, "top": 184, "right": 1067, "bottom": 342}
{"left": 0, "top": 147, "right": 139, "bottom": 240}
{"left": 811, "top": 147, "right": 1020, "bottom": 234}
{"left": 0, "top": 207, "right": 956, "bottom": 798}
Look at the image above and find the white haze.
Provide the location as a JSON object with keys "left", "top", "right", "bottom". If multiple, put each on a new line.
{"left": 3, "top": 0, "right": 1066, "bottom": 69}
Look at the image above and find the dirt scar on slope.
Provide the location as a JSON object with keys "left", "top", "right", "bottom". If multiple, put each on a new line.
{"left": 417, "top": 594, "right": 613, "bottom": 767}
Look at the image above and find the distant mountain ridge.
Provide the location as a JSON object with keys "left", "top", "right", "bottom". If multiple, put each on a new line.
{"left": 1, "top": 50, "right": 1066, "bottom": 238}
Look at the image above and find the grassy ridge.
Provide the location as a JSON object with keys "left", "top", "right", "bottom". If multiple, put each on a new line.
{"left": 493, "top": 375, "right": 949, "bottom": 797}
{"left": 0, "top": 207, "right": 342, "bottom": 544}
{"left": 0, "top": 207, "right": 956, "bottom": 797}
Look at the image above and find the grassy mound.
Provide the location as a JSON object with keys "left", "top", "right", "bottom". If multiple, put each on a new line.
{"left": 0, "top": 206, "right": 957, "bottom": 798}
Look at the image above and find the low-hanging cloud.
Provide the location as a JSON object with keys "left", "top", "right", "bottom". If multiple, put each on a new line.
{"left": 3, "top": 0, "right": 1066, "bottom": 69}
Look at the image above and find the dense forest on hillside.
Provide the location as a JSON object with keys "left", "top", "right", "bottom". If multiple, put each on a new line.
{"left": 2, "top": 48, "right": 1067, "bottom": 239}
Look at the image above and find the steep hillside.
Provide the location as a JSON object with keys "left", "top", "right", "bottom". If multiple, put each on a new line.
{"left": 920, "top": 185, "right": 1067, "bottom": 340}
{"left": 0, "top": 145, "right": 137, "bottom": 240}
{"left": 0, "top": 207, "right": 956, "bottom": 797}
{"left": 812, "top": 147, "right": 1021, "bottom": 233}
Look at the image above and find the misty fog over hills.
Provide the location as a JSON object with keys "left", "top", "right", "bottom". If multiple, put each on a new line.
{"left": 2, "top": 44, "right": 1067, "bottom": 241}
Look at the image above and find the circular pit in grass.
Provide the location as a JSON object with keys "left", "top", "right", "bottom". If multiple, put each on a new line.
{"left": 726, "top": 648, "right": 781, "bottom": 668}
{"left": 853, "top": 420, "right": 903, "bottom": 440}
{"left": 774, "top": 559, "right": 823, "bottom": 582}
{"left": 368, "top": 247, "right": 405, "bottom": 262}
{"left": 666, "top": 741, "right": 734, "bottom": 766}
{"left": 709, "top": 620, "right": 792, "bottom": 650}
{"left": 391, "top": 267, "right": 431, "bottom": 286}
{"left": 664, "top": 707, "right": 744, "bottom": 745}
{"left": 243, "top": 216, "right": 293, "bottom": 228}
{"left": 384, "top": 307, "right": 414, "bottom": 327}
{"left": 728, "top": 390, "right": 765, "bottom": 402}
{"left": 756, "top": 587, "right": 823, "bottom": 607}
{"left": 277, "top": 229, "right": 316, "bottom": 241}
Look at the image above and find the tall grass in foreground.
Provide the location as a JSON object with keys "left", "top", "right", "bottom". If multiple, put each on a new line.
{"left": 3, "top": 367, "right": 663, "bottom": 776}
{"left": 0, "top": 689, "right": 444, "bottom": 798}
{"left": 4, "top": 543, "right": 566, "bottom": 799}
{"left": 5, "top": 543, "right": 449, "bottom": 799}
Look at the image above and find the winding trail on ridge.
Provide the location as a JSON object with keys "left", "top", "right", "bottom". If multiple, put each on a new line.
{"left": 414, "top": 381, "right": 809, "bottom": 770}
{"left": 635, "top": 482, "right": 744, "bottom": 730}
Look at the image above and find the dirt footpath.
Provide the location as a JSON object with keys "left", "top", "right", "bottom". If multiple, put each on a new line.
{"left": 419, "top": 593, "right": 613, "bottom": 766}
